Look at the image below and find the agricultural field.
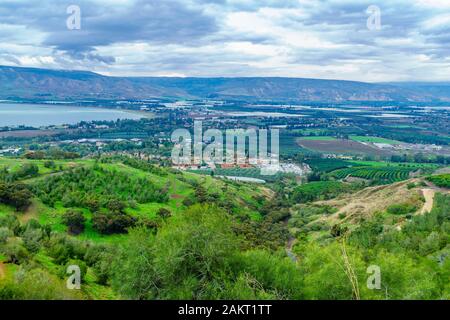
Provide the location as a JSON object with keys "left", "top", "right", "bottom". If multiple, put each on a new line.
{"left": 297, "top": 136, "right": 337, "bottom": 141}
{"left": 349, "top": 136, "right": 401, "bottom": 145}
{"left": 297, "top": 138, "right": 391, "bottom": 156}
{"left": 330, "top": 166, "right": 420, "bottom": 183}
{"left": 305, "top": 158, "right": 355, "bottom": 172}
{"left": 427, "top": 174, "right": 450, "bottom": 188}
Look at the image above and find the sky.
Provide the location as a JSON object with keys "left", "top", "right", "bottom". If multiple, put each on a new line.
{"left": 0, "top": 0, "right": 450, "bottom": 82}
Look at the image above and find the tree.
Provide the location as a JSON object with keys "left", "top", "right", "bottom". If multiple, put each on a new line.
{"left": 106, "top": 199, "right": 126, "bottom": 214}
{"left": 62, "top": 210, "right": 86, "bottom": 235}
{"left": 0, "top": 227, "right": 12, "bottom": 244}
{"left": 0, "top": 183, "right": 33, "bottom": 211}
{"left": 92, "top": 212, "right": 136, "bottom": 235}
{"left": 43, "top": 160, "right": 56, "bottom": 169}
{"left": 2, "top": 239, "right": 29, "bottom": 264}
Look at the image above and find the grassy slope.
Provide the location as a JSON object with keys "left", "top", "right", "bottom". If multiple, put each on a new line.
{"left": 290, "top": 177, "right": 448, "bottom": 241}
{"left": 0, "top": 157, "right": 273, "bottom": 299}
{"left": 0, "top": 158, "right": 270, "bottom": 243}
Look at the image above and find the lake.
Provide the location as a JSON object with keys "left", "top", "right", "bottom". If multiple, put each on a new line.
{"left": 0, "top": 103, "right": 143, "bottom": 127}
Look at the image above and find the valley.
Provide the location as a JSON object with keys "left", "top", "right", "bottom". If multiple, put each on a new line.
{"left": 0, "top": 68, "right": 449, "bottom": 301}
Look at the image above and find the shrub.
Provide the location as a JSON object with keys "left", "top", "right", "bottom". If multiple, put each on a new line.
{"left": 43, "top": 160, "right": 56, "bottom": 169}
{"left": 387, "top": 203, "right": 418, "bottom": 215}
{"left": 92, "top": 212, "right": 136, "bottom": 235}
{"left": 62, "top": 210, "right": 86, "bottom": 235}
{"left": 0, "top": 268, "right": 82, "bottom": 300}
{"left": 157, "top": 208, "right": 172, "bottom": 219}
{"left": 0, "top": 183, "right": 33, "bottom": 211}
{"left": 0, "top": 227, "right": 12, "bottom": 244}
{"left": 64, "top": 259, "right": 87, "bottom": 283}
{"left": 2, "top": 239, "right": 29, "bottom": 264}
{"left": 407, "top": 183, "right": 416, "bottom": 190}
{"left": 21, "top": 227, "right": 44, "bottom": 253}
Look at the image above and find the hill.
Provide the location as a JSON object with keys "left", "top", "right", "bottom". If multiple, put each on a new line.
{"left": 0, "top": 156, "right": 449, "bottom": 300}
{"left": 2, "top": 65, "right": 450, "bottom": 102}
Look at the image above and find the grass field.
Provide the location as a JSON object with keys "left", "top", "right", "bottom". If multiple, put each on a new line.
{"left": 298, "top": 136, "right": 337, "bottom": 141}
{"left": 349, "top": 135, "right": 401, "bottom": 145}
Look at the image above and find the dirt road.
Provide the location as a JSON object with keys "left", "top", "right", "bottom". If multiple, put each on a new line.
{"left": 420, "top": 189, "right": 435, "bottom": 215}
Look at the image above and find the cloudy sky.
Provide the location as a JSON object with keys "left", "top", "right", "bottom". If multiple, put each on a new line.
{"left": 0, "top": 0, "right": 450, "bottom": 81}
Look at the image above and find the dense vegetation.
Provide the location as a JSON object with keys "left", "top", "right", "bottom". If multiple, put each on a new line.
{"left": 331, "top": 166, "right": 418, "bottom": 183}
{"left": 291, "top": 181, "right": 355, "bottom": 203}
{"left": 0, "top": 153, "right": 448, "bottom": 300}
{"left": 428, "top": 174, "right": 450, "bottom": 188}
{"left": 33, "top": 165, "right": 168, "bottom": 208}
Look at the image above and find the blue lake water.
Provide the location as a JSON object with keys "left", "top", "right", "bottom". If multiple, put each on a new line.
{"left": 0, "top": 103, "right": 142, "bottom": 127}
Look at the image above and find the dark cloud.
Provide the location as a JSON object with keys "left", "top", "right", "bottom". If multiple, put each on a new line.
{"left": 0, "top": 0, "right": 218, "bottom": 63}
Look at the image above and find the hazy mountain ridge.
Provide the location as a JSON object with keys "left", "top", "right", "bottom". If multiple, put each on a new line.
{"left": 1, "top": 65, "right": 449, "bottom": 102}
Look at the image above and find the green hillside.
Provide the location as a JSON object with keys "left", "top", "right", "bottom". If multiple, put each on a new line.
{"left": 0, "top": 156, "right": 449, "bottom": 300}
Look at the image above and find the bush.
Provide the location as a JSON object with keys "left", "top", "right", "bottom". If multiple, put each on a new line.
{"left": 92, "top": 212, "right": 136, "bottom": 235}
{"left": 111, "top": 205, "right": 239, "bottom": 299}
{"left": 0, "top": 183, "right": 33, "bottom": 211}
{"left": 387, "top": 203, "right": 418, "bottom": 215}
{"left": 0, "top": 227, "right": 12, "bottom": 244}
{"left": 62, "top": 210, "right": 86, "bottom": 235}
{"left": 0, "top": 268, "right": 82, "bottom": 300}
{"left": 407, "top": 183, "right": 416, "bottom": 190}
{"left": 21, "top": 227, "right": 44, "bottom": 253}
{"left": 0, "top": 215, "right": 21, "bottom": 235}
{"left": 43, "top": 160, "right": 56, "bottom": 169}
{"left": 64, "top": 259, "right": 87, "bottom": 283}
{"left": 157, "top": 208, "right": 172, "bottom": 219}
{"left": 2, "top": 239, "right": 29, "bottom": 264}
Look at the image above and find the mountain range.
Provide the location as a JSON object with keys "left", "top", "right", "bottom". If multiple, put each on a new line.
{"left": 1, "top": 65, "right": 450, "bottom": 102}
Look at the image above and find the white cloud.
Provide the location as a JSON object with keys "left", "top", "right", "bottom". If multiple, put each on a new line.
{"left": 0, "top": 0, "right": 450, "bottom": 81}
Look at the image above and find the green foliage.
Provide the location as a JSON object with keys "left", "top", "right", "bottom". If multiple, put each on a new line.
{"left": 111, "top": 205, "right": 305, "bottom": 300}
{"left": 291, "top": 181, "right": 351, "bottom": 203}
{"left": 65, "top": 259, "right": 88, "bottom": 283}
{"left": 62, "top": 210, "right": 86, "bottom": 235}
{"left": 235, "top": 210, "right": 289, "bottom": 251}
{"left": 157, "top": 208, "right": 172, "bottom": 219}
{"left": 226, "top": 250, "right": 303, "bottom": 299}
{"left": 427, "top": 174, "right": 450, "bottom": 188}
{"left": 0, "top": 163, "right": 39, "bottom": 182}
{"left": 331, "top": 166, "right": 416, "bottom": 183}
{"left": 0, "top": 227, "right": 13, "bottom": 244}
{"left": 1, "top": 238, "right": 29, "bottom": 264}
{"left": 33, "top": 165, "right": 168, "bottom": 208}
{"left": 92, "top": 211, "right": 136, "bottom": 235}
{"left": 0, "top": 268, "right": 81, "bottom": 300}
{"left": 0, "top": 182, "right": 33, "bottom": 211}
{"left": 305, "top": 158, "right": 353, "bottom": 173}
{"left": 387, "top": 203, "right": 418, "bottom": 215}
